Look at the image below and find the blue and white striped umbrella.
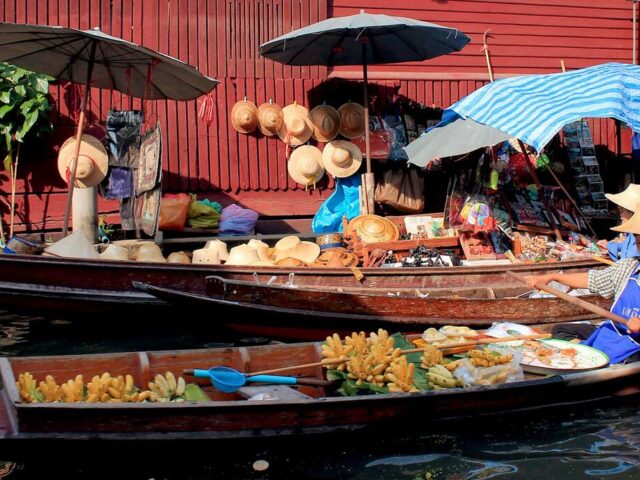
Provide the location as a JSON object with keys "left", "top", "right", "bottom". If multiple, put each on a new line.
{"left": 406, "top": 63, "right": 640, "bottom": 167}
{"left": 453, "top": 62, "right": 640, "bottom": 151}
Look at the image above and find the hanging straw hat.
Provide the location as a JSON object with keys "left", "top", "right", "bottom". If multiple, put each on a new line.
{"left": 309, "top": 104, "right": 341, "bottom": 142}
{"left": 225, "top": 244, "right": 261, "bottom": 265}
{"left": 231, "top": 98, "right": 259, "bottom": 134}
{"left": 57, "top": 134, "right": 108, "bottom": 188}
{"left": 204, "top": 239, "right": 229, "bottom": 261}
{"left": 192, "top": 248, "right": 220, "bottom": 264}
{"left": 338, "top": 102, "right": 366, "bottom": 139}
{"left": 605, "top": 184, "right": 640, "bottom": 212}
{"left": 167, "top": 251, "right": 191, "bottom": 264}
{"left": 135, "top": 243, "right": 166, "bottom": 263}
{"left": 322, "top": 140, "right": 362, "bottom": 178}
{"left": 277, "top": 102, "right": 313, "bottom": 146}
{"left": 611, "top": 201, "right": 640, "bottom": 235}
{"left": 99, "top": 244, "right": 130, "bottom": 261}
{"left": 257, "top": 100, "right": 284, "bottom": 137}
{"left": 288, "top": 145, "right": 325, "bottom": 186}
{"left": 348, "top": 214, "right": 400, "bottom": 243}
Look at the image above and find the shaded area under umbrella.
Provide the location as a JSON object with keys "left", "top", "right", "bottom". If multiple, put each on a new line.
{"left": 260, "top": 10, "right": 470, "bottom": 213}
{"left": 0, "top": 22, "right": 218, "bottom": 237}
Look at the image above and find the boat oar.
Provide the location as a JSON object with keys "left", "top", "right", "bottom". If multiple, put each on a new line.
{"left": 246, "top": 333, "right": 551, "bottom": 376}
{"left": 592, "top": 256, "right": 615, "bottom": 266}
{"left": 183, "top": 366, "right": 332, "bottom": 393}
{"left": 506, "top": 270, "right": 629, "bottom": 327}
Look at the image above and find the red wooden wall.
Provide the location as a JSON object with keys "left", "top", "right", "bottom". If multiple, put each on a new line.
{"left": 0, "top": 0, "right": 636, "bottom": 231}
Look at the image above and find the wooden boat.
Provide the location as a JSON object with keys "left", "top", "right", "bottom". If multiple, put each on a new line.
{"left": 133, "top": 276, "right": 612, "bottom": 340}
{"left": 0, "top": 333, "right": 639, "bottom": 459}
{"left": 0, "top": 251, "right": 603, "bottom": 321}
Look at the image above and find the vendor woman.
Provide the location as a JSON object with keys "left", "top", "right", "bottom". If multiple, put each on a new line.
{"left": 523, "top": 204, "right": 640, "bottom": 364}
{"left": 605, "top": 183, "right": 640, "bottom": 260}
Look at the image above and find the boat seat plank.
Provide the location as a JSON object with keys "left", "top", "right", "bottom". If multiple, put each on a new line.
{"left": 237, "top": 385, "right": 314, "bottom": 401}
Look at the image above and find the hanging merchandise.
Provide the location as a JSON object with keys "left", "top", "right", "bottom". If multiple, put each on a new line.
{"left": 374, "top": 168, "right": 425, "bottom": 214}
{"left": 136, "top": 122, "right": 162, "bottom": 194}
{"left": 105, "top": 110, "right": 144, "bottom": 168}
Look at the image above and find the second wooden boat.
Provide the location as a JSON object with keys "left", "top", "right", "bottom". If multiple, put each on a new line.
{"left": 134, "top": 275, "right": 612, "bottom": 340}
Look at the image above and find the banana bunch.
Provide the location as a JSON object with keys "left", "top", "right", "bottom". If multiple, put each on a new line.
{"left": 321, "top": 333, "right": 354, "bottom": 371}
{"left": 17, "top": 372, "right": 43, "bottom": 403}
{"left": 148, "top": 371, "right": 186, "bottom": 402}
{"left": 38, "top": 375, "right": 62, "bottom": 402}
{"left": 426, "top": 364, "right": 464, "bottom": 390}
{"left": 86, "top": 372, "right": 151, "bottom": 403}
{"left": 468, "top": 348, "right": 513, "bottom": 367}
{"left": 421, "top": 344, "right": 443, "bottom": 368}
{"left": 60, "top": 374, "right": 84, "bottom": 402}
{"left": 344, "top": 331, "right": 368, "bottom": 356}
{"left": 346, "top": 354, "right": 387, "bottom": 387}
{"left": 385, "top": 356, "right": 419, "bottom": 393}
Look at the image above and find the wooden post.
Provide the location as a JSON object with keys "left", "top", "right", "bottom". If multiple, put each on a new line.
{"left": 360, "top": 39, "right": 375, "bottom": 214}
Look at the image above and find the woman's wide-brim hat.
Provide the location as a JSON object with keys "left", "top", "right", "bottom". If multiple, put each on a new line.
{"left": 257, "top": 101, "right": 283, "bottom": 137}
{"left": 611, "top": 201, "right": 640, "bottom": 235}
{"left": 231, "top": 99, "right": 259, "bottom": 134}
{"left": 348, "top": 214, "right": 400, "bottom": 243}
{"left": 338, "top": 102, "right": 366, "bottom": 139}
{"left": 274, "top": 235, "right": 320, "bottom": 264}
{"left": 322, "top": 140, "right": 362, "bottom": 178}
{"left": 277, "top": 102, "right": 313, "bottom": 146}
{"left": 309, "top": 104, "right": 341, "bottom": 143}
{"left": 606, "top": 184, "right": 640, "bottom": 212}
{"left": 136, "top": 243, "right": 166, "bottom": 263}
{"left": 288, "top": 145, "right": 325, "bottom": 186}
{"left": 57, "top": 134, "right": 108, "bottom": 189}
{"left": 99, "top": 244, "right": 130, "bottom": 261}
{"left": 204, "top": 239, "right": 229, "bottom": 261}
{"left": 225, "top": 244, "right": 261, "bottom": 266}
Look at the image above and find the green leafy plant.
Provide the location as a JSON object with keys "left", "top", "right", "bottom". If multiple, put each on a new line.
{"left": 0, "top": 62, "right": 53, "bottom": 244}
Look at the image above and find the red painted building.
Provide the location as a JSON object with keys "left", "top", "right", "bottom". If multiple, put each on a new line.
{"left": 0, "top": 0, "right": 637, "bottom": 231}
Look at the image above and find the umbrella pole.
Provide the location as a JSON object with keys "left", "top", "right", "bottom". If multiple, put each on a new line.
{"left": 360, "top": 40, "right": 375, "bottom": 214}
{"left": 62, "top": 42, "right": 97, "bottom": 238}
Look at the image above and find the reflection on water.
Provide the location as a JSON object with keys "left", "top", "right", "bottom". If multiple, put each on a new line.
{"left": 0, "top": 311, "right": 639, "bottom": 479}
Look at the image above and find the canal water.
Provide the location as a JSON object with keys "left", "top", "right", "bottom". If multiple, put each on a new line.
{"left": 0, "top": 311, "right": 639, "bottom": 479}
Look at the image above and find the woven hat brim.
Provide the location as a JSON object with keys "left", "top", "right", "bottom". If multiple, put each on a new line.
{"left": 322, "top": 140, "right": 362, "bottom": 178}
{"left": 231, "top": 100, "right": 259, "bottom": 134}
{"left": 57, "top": 135, "right": 108, "bottom": 189}
{"left": 257, "top": 103, "right": 284, "bottom": 136}
{"left": 310, "top": 105, "right": 341, "bottom": 143}
{"left": 277, "top": 103, "right": 313, "bottom": 146}
{"left": 288, "top": 146, "right": 325, "bottom": 185}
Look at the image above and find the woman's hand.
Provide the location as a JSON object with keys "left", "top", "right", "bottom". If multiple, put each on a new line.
{"left": 627, "top": 317, "right": 640, "bottom": 334}
{"left": 522, "top": 273, "right": 556, "bottom": 289}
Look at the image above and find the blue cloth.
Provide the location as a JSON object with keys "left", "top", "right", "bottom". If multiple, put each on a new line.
{"left": 582, "top": 270, "right": 640, "bottom": 363}
{"left": 449, "top": 63, "right": 640, "bottom": 152}
{"left": 101, "top": 167, "right": 134, "bottom": 199}
{"left": 312, "top": 175, "right": 361, "bottom": 233}
{"left": 607, "top": 233, "right": 640, "bottom": 261}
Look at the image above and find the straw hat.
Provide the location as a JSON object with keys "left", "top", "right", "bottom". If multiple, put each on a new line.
{"left": 348, "top": 214, "right": 400, "bottom": 243}
{"left": 57, "top": 134, "right": 108, "bottom": 188}
{"left": 44, "top": 230, "right": 100, "bottom": 259}
{"left": 288, "top": 145, "right": 325, "bottom": 186}
{"left": 231, "top": 99, "right": 259, "bottom": 134}
{"left": 136, "top": 243, "right": 166, "bottom": 262}
{"left": 277, "top": 102, "right": 313, "bottom": 146}
{"left": 322, "top": 140, "right": 362, "bottom": 178}
{"left": 99, "top": 244, "right": 130, "bottom": 261}
{"left": 204, "top": 239, "right": 229, "bottom": 261}
{"left": 192, "top": 248, "right": 220, "bottom": 264}
{"left": 167, "top": 251, "right": 191, "bottom": 264}
{"left": 338, "top": 102, "right": 366, "bottom": 139}
{"left": 225, "top": 244, "right": 261, "bottom": 265}
{"left": 276, "top": 257, "right": 307, "bottom": 268}
{"left": 606, "top": 184, "right": 640, "bottom": 212}
{"left": 309, "top": 104, "right": 341, "bottom": 142}
{"left": 247, "top": 239, "right": 269, "bottom": 250}
{"left": 275, "top": 241, "right": 320, "bottom": 264}
{"left": 311, "top": 249, "right": 359, "bottom": 268}
{"left": 257, "top": 101, "right": 283, "bottom": 137}
{"left": 315, "top": 233, "right": 344, "bottom": 251}
{"left": 611, "top": 201, "right": 640, "bottom": 235}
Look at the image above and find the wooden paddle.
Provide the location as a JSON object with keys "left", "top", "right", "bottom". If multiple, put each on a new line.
{"left": 246, "top": 333, "right": 551, "bottom": 376}
{"left": 506, "top": 270, "right": 629, "bottom": 327}
{"left": 592, "top": 256, "right": 615, "bottom": 266}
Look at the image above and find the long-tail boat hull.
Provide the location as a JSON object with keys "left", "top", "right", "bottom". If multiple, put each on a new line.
{"left": 0, "top": 339, "right": 639, "bottom": 459}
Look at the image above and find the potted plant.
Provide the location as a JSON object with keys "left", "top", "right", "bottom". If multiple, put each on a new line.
{"left": 0, "top": 62, "right": 53, "bottom": 245}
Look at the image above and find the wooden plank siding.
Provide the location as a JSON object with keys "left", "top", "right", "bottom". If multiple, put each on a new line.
{"left": 0, "top": 0, "right": 636, "bottom": 231}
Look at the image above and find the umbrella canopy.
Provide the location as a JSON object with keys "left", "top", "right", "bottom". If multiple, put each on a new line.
{"left": 407, "top": 62, "right": 640, "bottom": 167}
{"left": 0, "top": 22, "right": 218, "bottom": 100}
{"left": 0, "top": 21, "right": 218, "bottom": 237}
{"left": 259, "top": 10, "right": 470, "bottom": 66}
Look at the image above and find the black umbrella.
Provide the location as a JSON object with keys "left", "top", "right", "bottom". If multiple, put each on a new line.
{"left": 0, "top": 22, "right": 218, "bottom": 236}
{"left": 260, "top": 10, "right": 469, "bottom": 212}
